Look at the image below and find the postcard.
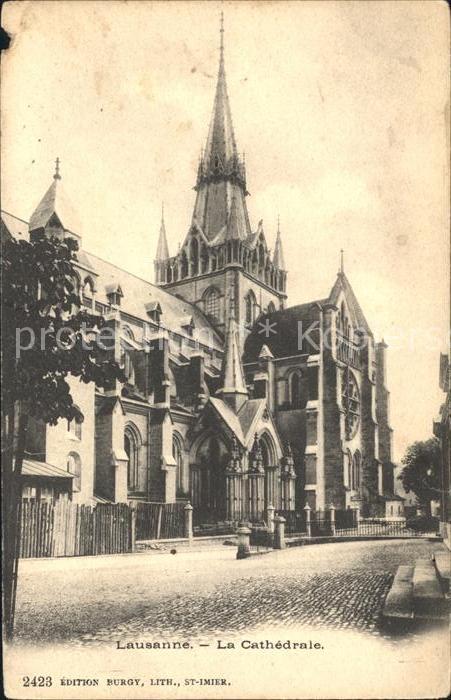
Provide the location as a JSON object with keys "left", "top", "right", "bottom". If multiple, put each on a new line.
{"left": 1, "top": 1, "right": 449, "bottom": 698}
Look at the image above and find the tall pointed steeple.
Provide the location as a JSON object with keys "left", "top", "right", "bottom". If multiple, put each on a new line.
{"left": 192, "top": 14, "right": 250, "bottom": 241}
{"left": 216, "top": 290, "right": 248, "bottom": 412}
{"left": 155, "top": 203, "right": 170, "bottom": 261}
{"left": 273, "top": 216, "right": 285, "bottom": 270}
{"left": 203, "top": 11, "right": 238, "bottom": 171}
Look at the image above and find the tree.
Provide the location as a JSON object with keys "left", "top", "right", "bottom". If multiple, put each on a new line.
{"left": 398, "top": 437, "right": 442, "bottom": 515}
{"left": 1, "top": 231, "right": 124, "bottom": 639}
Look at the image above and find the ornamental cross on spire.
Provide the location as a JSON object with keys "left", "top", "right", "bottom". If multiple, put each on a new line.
{"left": 220, "top": 10, "right": 224, "bottom": 57}
{"left": 54, "top": 157, "right": 61, "bottom": 180}
{"left": 340, "top": 249, "right": 344, "bottom": 274}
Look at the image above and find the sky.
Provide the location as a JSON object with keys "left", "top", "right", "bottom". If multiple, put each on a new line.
{"left": 2, "top": 0, "right": 449, "bottom": 462}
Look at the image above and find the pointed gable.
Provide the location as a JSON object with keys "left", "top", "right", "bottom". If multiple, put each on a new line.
{"left": 328, "top": 272, "right": 371, "bottom": 335}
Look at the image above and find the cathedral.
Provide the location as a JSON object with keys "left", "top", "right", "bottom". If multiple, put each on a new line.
{"left": 1, "top": 18, "right": 395, "bottom": 521}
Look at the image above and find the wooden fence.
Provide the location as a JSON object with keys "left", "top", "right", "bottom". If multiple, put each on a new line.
{"left": 19, "top": 501, "right": 132, "bottom": 558}
{"left": 135, "top": 502, "right": 185, "bottom": 540}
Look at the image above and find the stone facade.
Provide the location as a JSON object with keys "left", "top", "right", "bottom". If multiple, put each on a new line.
{"left": 1, "top": 18, "right": 394, "bottom": 519}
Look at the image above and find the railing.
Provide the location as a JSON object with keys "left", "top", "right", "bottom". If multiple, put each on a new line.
{"left": 336, "top": 333, "right": 360, "bottom": 368}
{"left": 277, "top": 510, "right": 307, "bottom": 535}
{"left": 310, "top": 509, "right": 333, "bottom": 536}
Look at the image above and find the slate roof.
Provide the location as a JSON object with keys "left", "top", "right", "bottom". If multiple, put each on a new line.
{"left": 208, "top": 397, "right": 245, "bottom": 444}
{"left": 243, "top": 299, "right": 326, "bottom": 361}
{"left": 237, "top": 399, "right": 265, "bottom": 439}
{"left": 1, "top": 211, "right": 29, "bottom": 241}
{"left": 0, "top": 210, "right": 223, "bottom": 353}
{"left": 29, "top": 177, "right": 82, "bottom": 235}
{"left": 88, "top": 252, "right": 223, "bottom": 349}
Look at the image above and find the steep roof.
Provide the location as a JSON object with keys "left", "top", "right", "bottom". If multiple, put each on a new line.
{"left": 237, "top": 398, "right": 265, "bottom": 440}
{"left": 1, "top": 211, "right": 29, "bottom": 241}
{"left": 328, "top": 272, "right": 371, "bottom": 334}
{"left": 84, "top": 252, "right": 223, "bottom": 349}
{"left": 1, "top": 210, "right": 223, "bottom": 352}
{"left": 243, "top": 300, "right": 326, "bottom": 361}
{"left": 208, "top": 397, "right": 245, "bottom": 444}
{"left": 29, "top": 171, "right": 82, "bottom": 235}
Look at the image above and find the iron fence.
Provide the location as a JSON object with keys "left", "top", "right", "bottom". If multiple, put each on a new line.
{"left": 277, "top": 510, "right": 307, "bottom": 535}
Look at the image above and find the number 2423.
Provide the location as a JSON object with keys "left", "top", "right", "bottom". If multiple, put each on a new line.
{"left": 22, "top": 677, "right": 52, "bottom": 687}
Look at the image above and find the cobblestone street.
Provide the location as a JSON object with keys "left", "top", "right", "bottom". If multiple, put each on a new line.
{"left": 15, "top": 538, "right": 444, "bottom": 645}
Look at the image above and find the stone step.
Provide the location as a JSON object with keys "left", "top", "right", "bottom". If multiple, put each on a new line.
{"left": 434, "top": 550, "right": 450, "bottom": 592}
{"left": 413, "top": 557, "right": 447, "bottom": 618}
{"left": 382, "top": 565, "right": 415, "bottom": 621}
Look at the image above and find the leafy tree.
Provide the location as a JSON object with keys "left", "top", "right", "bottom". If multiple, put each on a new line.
{"left": 1, "top": 231, "right": 124, "bottom": 639}
{"left": 398, "top": 437, "right": 442, "bottom": 515}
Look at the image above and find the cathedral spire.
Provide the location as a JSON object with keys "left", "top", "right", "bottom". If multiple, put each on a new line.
{"left": 273, "top": 216, "right": 285, "bottom": 270}
{"left": 155, "top": 202, "right": 170, "bottom": 261}
{"left": 191, "top": 12, "right": 249, "bottom": 241}
{"left": 203, "top": 12, "right": 238, "bottom": 170}
{"left": 216, "top": 289, "right": 248, "bottom": 412}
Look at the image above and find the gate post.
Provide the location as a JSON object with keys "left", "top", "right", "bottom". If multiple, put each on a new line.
{"left": 184, "top": 502, "right": 193, "bottom": 542}
{"left": 266, "top": 503, "right": 275, "bottom": 533}
{"left": 329, "top": 504, "right": 336, "bottom": 536}
{"left": 304, "top": 503, "right": 312, "bottom": 538}
{"left": 274, "top": 515, "right": 286, "bottom": 549}
{"left": 236, "top": 523, "right": 252, "bottom": 560}
{"left": 355, "top": 507, "right": 361, "bottom": 533}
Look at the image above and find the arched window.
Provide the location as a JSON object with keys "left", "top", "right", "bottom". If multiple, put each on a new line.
{"left": 81, "top": 277, "right": 95, "bottom": 312}
{"left": 122, "top": 325, "right": 135, "bottom": 341}
{"left": 180, "top": 250, "right": 188, "bottom": 278}
{"left": 190, "top": 237, "right": 199, "bottom": 275}
{"left": 121, "top": 351, "right": 135, "bottom": 383}
{"left": 200, "top": 244, "right": 209, "bottom": 273}
{"left": 204, "top": 287, "right": 220, "bottom": 322}
{"left": 245, "top": 290, "right": 256, "bottom": 325}
{"left": 267, "top": 301, "right": 276, "bottom": 314}
{"left": 67, "top": 407, "right": 82, "bottom": 440}
{"left": 287, "top": 370, "right": 302, "bottom": 409}
{"left": 353, "top": 450, "right": 361, "bottom": 490}
{"left": 345, "top": 449, "right": 353, "bottom": 489}
{"left": 67, "top": 452, "right": 81, "bottom": 492}
{"left": 124, "top": 424, "right": 141, "bottom": 493}
{"left": 260, "top": 440, "right": 270, "bottom": 468}
{"left": 340, "top": 302, "right": 346, "bottom": 332}
{"left": 173, "top": 434, "right": 184, "bottom": 494}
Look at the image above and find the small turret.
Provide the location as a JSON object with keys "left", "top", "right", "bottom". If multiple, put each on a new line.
{"left": 273, "top": 216, "right": 285, "bottom": 270}
{"left": 29, "top": 158, "right": 81, "bottom": 242}
{"left": 154, "top": 203, "right": 170, "bottom": 284}
{"left": 155, "top": 203, "right": 170, "bottom": 262}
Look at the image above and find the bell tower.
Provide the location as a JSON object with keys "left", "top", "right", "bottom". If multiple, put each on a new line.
{"left": 154, "top": 14, "right": 287, "bottom": 337}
